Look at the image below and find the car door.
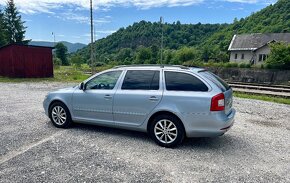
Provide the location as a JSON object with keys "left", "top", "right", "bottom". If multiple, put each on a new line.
{"left": 113, "top": 69, "right": 163, "bottom": 127}
{"left": 72, "top": 70, "right": 123, "bottom": 124}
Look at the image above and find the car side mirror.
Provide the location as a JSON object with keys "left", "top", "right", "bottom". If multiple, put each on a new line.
{"left": 79, "top": 82, "right": 85, "bottom": 91}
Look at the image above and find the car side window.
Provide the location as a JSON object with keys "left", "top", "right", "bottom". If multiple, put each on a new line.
{"left": 85, "top": 71, "right": 122, "bottom": 90}
{"left": 122, "top": 70, "right": 160, "bottom": 90}
{"left": 165, "top": 71, "right": 208, "bottom": 92}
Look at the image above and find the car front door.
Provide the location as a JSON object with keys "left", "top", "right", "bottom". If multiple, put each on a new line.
{"left": 72, "top": 70, "right": 123, "bottom": 124}
{"left": 113, "top": 69, "right": 163, "bottom": 127}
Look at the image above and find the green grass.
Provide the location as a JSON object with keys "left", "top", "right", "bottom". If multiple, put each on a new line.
{"left": 0, "top": 66, "right": 91, "bottom": 83}
{"left": 234, "top": 92, "right": 290, "bottom": 105}
{"left": 0, "top": 65, "right": 116, "bottom": 83}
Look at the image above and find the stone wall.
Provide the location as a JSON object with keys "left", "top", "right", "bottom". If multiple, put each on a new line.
{"left": 206, "top": 67, "right": 290, "bottom": 85}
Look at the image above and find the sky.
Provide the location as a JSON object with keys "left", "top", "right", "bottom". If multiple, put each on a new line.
{"left": 0, "top": 0, "right": 278, "bottom": 44}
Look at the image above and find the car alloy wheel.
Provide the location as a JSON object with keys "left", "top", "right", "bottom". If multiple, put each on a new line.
{"left": 51, "top": 106, "right": 67, "bottom": 125}
{"left": 154, "top": 119, "right": 178, "bottom": 144}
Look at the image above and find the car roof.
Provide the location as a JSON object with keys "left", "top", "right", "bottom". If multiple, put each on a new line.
{"left": 113, "top": 65, "right": 206, "bottom": 73}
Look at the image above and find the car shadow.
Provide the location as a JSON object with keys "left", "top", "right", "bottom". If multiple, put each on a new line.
{"left": 47, "top": 121, "right": 246, "bottom": 151}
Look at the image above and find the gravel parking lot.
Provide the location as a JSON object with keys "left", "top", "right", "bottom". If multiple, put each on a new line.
{"left": 0, "top": 82, "right": 289, "bottom": 183}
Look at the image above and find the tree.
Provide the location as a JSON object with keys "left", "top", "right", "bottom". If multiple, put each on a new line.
{"left": 266, "top": 42, "right": 290, "bottom": 69}
{"left": 175, "top": 47, "right": 198, "bottom": 63}
{"left": 117, "top": 48, "right": 133, "bottom": 62}
{"left": 0, "top": 9, "right": 7, "bottom": 46}
{"left": 70, "top": 54, "right": 84, "bottom": 69}
{"left": 150, "top": 45, "right": 159, "bottom": 64}
{"left": 4, "top": 0, "right": 29, "bottom": 44}
{"left": 136, "top": 47, "right": 152, "bottom": 64}
{"left": 55, "top": 43, "right": 69, "bottom": 66}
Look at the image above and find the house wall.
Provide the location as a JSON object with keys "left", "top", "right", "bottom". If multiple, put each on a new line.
{"left": 254, "top": 45, "right": 270, "bottom": 65}
{"left": 229, "top": 50, "right": 253, "bottom": 63}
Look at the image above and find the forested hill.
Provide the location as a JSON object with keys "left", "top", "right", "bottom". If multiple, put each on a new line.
{"left": 75, "top": 0, "right": 289, "bottom": 65}
{"left": 204, "top": 0, "right": 290, "bottom": 52}
{"left": 76, "top": 22, "right": 228, "bottom": 60}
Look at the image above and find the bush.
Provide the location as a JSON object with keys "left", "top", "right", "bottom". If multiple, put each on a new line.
{"left": 266, "top": 42, "right": 290, "bottom": 70}
{"left": 224, "top": 62, "right": 238, "bottom": 68}
{"left": 80, "top": 64, "right": 91, "bottom": 72}
{"left": 239, "top": 63, "right": 251, "bottom": 68}
{"left": 261, "top": 64, "right": 264, "bottom": 69}
{"left": 94, "top": 62, "right": 105, "bottom": 67}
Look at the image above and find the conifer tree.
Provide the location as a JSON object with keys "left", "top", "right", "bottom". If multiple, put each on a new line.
{"left": 0, "top": 9, "right": 7, "bottom": 46}
{"left": 4, "top": 0, "right": 29, "bottom": 44}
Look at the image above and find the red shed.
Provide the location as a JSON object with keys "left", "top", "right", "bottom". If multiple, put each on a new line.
{"left": 0, "top": 44, "right": 54, "bottom": 78}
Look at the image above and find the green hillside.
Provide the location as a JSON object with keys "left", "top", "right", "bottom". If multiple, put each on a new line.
{"left": 204, "top": 0, "right": 290, "bottom": 52}
{"left": 75, "top": 0, "right": 289, "bottom": 65}
{"left": 76, "top": 21, "right": 227, "bottom": 62}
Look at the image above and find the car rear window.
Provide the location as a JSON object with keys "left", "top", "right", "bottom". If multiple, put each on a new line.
{"left": 199, "top": 70, "right": 230, "bottom": 91}
{"left": 122, "top": 70, "right": 160, "bottom": 90}
{"left": 165, "top": 71, "right": 208, "bottom": 92}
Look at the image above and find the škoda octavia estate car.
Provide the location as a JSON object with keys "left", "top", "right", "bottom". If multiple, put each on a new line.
{"left": 44, "top": 65, "right": 235, "bottom": 147}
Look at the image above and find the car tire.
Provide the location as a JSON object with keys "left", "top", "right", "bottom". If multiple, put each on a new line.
{"left": 149, "top": 114, "right": 185, "bottom": 148}
{"left": 49, "top": 102, "right": 72, "bottom": 128}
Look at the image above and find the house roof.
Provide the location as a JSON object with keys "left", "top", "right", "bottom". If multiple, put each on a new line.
{"left": 228, "top": 33, "right": 290, "bottom": 51}
{"left": 0, "top": 43, "right": 54, "bottom": 50}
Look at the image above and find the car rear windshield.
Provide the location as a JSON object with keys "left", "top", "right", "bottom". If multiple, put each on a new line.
{"left": 199, "top": 70, "right": 230, "bottom": 92}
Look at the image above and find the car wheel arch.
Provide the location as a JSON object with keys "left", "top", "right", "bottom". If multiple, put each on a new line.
{"left": 48, "top": 100, "right": 70, "bottom": 115}
{"left": 146, "top": 111, "right": 185, "bottom": 133}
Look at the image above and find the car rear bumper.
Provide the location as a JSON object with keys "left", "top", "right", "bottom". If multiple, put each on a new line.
{"left": 185, "top": 109, "right": 236, "bottom": 138}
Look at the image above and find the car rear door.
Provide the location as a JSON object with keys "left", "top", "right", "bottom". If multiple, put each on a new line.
{"left": 113, "top": 69, "right": 162, "bottom": 127}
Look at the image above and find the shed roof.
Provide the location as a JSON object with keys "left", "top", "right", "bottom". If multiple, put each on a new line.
{"left": 228, "top": 33, "right": 290, "bottom": 51}
{"left": 0, "top": 43, "right": 54, "bottom": 50}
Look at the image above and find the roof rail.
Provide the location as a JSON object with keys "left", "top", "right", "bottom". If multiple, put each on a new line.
{"left": 113, "top": 64, "right": 190, "bottom": 69}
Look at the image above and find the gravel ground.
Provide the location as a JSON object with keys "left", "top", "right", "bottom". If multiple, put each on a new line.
{"left": 0, "top": 82, "right": 289, "bottom": 183}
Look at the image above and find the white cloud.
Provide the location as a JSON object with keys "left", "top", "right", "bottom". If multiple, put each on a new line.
{"left": 220, "top": 0, "right": 276, "bottom": 4}
{"left": 0, "top": 0, "right": 278, "bottom": 15}
{"left": 0, "top": 0, "right": 205, "bottom": 14}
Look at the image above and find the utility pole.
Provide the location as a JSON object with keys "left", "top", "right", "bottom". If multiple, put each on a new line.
{"left": 52, "top": 32, "right": 56, "bottom": 46}
{"left": 90, "top": 0, "right": 94, "bottom": 73}
{"left": 160, "top": 16, "right": 164, "bottom": 65}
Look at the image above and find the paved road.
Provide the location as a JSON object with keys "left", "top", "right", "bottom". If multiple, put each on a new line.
{"left": 0, "top": 82, "right": 289, "bottom": 183}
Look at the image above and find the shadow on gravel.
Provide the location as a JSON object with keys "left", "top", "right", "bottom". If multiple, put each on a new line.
{"left": 180, "top": 136, "right": 238, "bottom": 150}
{"left": 46, "top": 122, "right": 245, "bottom": 151}
{"left": 71, "top": 122, "right": 150, "bottom": 140}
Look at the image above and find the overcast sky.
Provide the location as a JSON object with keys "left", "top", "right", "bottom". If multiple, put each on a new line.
{"left": 0, "top": 0, "right": 277, "bottom": 44}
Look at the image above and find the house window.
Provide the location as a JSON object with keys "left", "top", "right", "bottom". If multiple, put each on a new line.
{"left": 258, "top": 54, "right": 268, "bottom": 62}
{"left": 241, "top": 54, "right": 244, "bottom": 60}
{"left": 234, "top": 54, "right": 238, "bottom": 59}
{"left": 259, "top": 54, "right": 263, "bottom": 62}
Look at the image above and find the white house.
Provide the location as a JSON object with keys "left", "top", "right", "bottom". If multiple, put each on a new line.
{"left": 228, "top": 33, "right": 290, "bottom": 65}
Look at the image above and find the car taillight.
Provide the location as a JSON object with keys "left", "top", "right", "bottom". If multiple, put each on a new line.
{"left": 211, "top": 93, "right": 225, "bottom": 111}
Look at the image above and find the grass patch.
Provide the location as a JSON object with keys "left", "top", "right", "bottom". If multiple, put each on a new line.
{"left": 0, "top": 66, "right": 91, "bottom": 83}
{"left": 0, "top": 65, "right": 116, "bottom": 83}
{"left": 234, "top": 92, "right": 290, "bottom": 105}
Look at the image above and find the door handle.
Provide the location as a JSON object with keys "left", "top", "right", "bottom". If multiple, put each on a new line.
{"left": 149, "top": 96, "right": 159, "bottom": 101}
{"left": 104, "top": 95, "right": 112, "bottom": 99}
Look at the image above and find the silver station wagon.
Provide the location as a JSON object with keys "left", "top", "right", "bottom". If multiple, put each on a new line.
{"left": 43, "top": 65, "right": 235, "bottom": 147}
